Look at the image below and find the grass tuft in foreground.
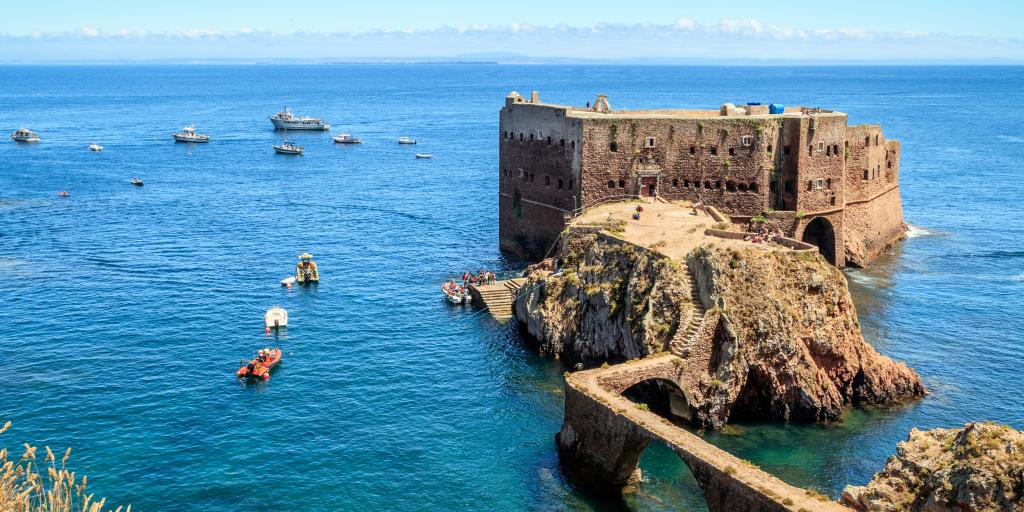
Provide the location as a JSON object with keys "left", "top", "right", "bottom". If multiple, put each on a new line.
{"left": 1, "top": 420, "right": 127, "bottom": 512}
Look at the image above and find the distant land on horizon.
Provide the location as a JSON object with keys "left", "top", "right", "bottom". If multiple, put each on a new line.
{"left": 2, "top": 53, "right": 1023, "bottom": 66}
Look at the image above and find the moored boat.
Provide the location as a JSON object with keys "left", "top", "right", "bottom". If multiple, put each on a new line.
{"left": 10, "top": 128, "right": 40, "bottom": 143}
{"left": 295, "top": 253, "right": 319, "bottom": 284}
{"left": 130, "top": 177, "right": 144, "bottom": 186}
{"left": 274, "top": 141, "right": 303, "bottom": 155}
{"left": 57, "top": 191, "right": 70, "bottom": 198}
{"left": 397, "top": 136, "right": 417, "bottom": 145}
{"left": 332, "top": 133, "right": 362, "bottom": 144}
{"left": 269, "top": 107, "right": 330, "bottom": 131}
{"left": 173, "top": 126, "right": 210, "bottom": 143}
{"left": 441, "top": 281, "right": 469, "bottom": 305}
{"left": 264, "top": 306, "right": 288, "bottom": 329}
{"left": 237, "top": 348, "right": 282, "bottom": 381}
{"left": 88, "top": 144, "right": 104, "bottom": 152}
{"left": 415, "top": 153, "right": 433, "bottom": 159}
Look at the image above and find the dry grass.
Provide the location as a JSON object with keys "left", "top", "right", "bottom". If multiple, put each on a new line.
{"left": 0, "top": 421, "right": 127, "bottom": 512}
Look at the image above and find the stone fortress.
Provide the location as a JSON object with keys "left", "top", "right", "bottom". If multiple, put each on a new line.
{"left": 499, "top": 91, "right": 906, "bottom": 267}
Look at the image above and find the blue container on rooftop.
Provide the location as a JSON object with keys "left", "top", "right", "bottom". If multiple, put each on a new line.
{"left": 769, "top": 103, "right": 785, "bottom": 114}
{"left": 746, "top": 102, "right": 762, "bottom": 106}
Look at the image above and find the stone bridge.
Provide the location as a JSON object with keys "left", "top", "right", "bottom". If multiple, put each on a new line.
{"left": 557, "top": 354, "right": 853, "bottom": 512}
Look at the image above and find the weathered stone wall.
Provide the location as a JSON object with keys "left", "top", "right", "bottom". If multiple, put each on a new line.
{"left": 794, "top": 114, "right": 847, "bottom": 213}
{"left": 499, "top": 94, "right": 582, "bottom": 259}
{"left": 578, "top": 117, "right": 777, "bottom": 215}
{"left": 842, "top": 186, "right": 907, "bottom": 267}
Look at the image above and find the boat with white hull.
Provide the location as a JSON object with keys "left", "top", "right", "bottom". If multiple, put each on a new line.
{"left": 173, "top": 126, "right": 210, "bottom": 143}
{"left": 270, "top": 107, "right": 330, "bottom": 131}
{"left": 11, "top": 128, "right": 40, "bottom": 143}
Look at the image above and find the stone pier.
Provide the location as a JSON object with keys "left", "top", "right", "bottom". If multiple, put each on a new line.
{"left": 558, "top": 354, "right": 853, "bottom": 512}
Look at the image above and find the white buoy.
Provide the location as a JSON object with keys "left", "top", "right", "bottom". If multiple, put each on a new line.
{"left": 280, "top": 276, "right": 296, "bottom": 286}
{"left": 264, "top": 306, "right": 288, "bottom": 329}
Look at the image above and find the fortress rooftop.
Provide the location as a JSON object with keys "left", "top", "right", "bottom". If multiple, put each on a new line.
{"left": 505, "top": 90, "right": 845, "bottom": 120}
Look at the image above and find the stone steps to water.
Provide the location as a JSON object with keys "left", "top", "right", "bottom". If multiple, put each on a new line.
{"left": 669, "top": 267, "right": 707, "bottom": 357}
{"left": 469, "top": 278, "right": 526, "bottom": 319}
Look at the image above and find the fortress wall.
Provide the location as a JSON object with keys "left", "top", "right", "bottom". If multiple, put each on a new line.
{"left": 499, "top": 100, "right": 582, "bottom": 259}
{"left": 579, "top": 117, "right": 778, "bottom": 216}
{"left": 845, "top": 125, "right": 895, "bottom": 201}
{"left": 842, "top": 186, "right": 906, "bottom": 267}
{"left": 794, "top": 114, "right": 847, "bottom": 212}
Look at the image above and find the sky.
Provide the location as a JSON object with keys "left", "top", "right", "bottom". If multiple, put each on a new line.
{"left": 2, "top": 0, "right": 1023, "bottom": 63}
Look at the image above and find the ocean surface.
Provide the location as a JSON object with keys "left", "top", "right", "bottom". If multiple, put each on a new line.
{"left": 1, "top": 65, "right": 1021, "bottom": 511}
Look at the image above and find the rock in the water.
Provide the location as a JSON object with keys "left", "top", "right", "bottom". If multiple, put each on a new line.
{"left": 843, "top": 422, "right": 1024, "bottom": 511}
{"left": 516, "top": 228, "right": 925, "bottom": 428}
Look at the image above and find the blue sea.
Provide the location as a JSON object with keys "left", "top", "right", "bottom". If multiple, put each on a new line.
{"left": 1, "top": 65, "right": 1021, "bottom": 511}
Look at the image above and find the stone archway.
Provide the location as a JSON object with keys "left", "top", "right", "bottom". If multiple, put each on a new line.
{"left": 802, "top": 217, "right": 836, "bottom": 265}
{"left": 622, "top": 377, "right": 696, "bottom": 424}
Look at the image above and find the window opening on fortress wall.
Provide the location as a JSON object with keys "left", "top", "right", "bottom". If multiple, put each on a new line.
{"left": 503, "top": 131, "right": 507, "bottom": 139}
{"left": 546, "top": 136, "right": 551, "bottom": 145}
{"left": 568, "top": 178, "right": 573, "bottom": 189}
{"left": 767, "top": 144, "right": 773, "bottom": 153}
{"left": 875, "top": 135, "right": 880, "bottom": 145}
{"left": 530, "top": 173, "right": 535, "bottom": 182}
{"left": 518, "top": 169, "right": 525, "bottom": 179}
{"left": 608, "top": 180, "right": 615, "bottom": 189}
{"left": 710, "top": 146, "right": 718, "bottom": 156}
{"left": 826, "top": 145, "right": 832, "bottom": 156}
{"left": 726, "top": 180, "right": 737, "bottom": 192}
{"left": 689, "top": 146, "right": 696, "bottom": 155}
{"left": 833, "top": 144, "right": 840, "bottom": 155}
{"left": 817, "top": 141, "right": 825, "bottom": 152}
{"left": 560, "top": 139, "right": 565, "bottom": 147}
{"left": 783, "top": 145, "right": 791, "bottom": 156}
{"left": 672, "top": 178, "right": 678, "bottom": 187}
{"left": 738, "top": 183, "right": 748, "bottom": 192}
{"left": 811, "top": 178, "right": 825, "bottom": 190}
{"left": 830, "top": 196, "right": 836, "bottom": 206}
{"left": 887, "top": 160, "right": 892, "bottom": 169}
{"left": 545, "top": 176, "right": 550, "bottom": 186}
{"left": 705, "top": 180, "right": 713, "bottom": 189}
{"left": 694, "top": 181, "right": 702, "bottom": 189}
{"left": 749, "top": 182, "right": 758, "bottom": 193}
{"left": 826, "top": 178, "right": 832, "bottom": 189}
{"left": 610, "top": 141, "right": 618, "bottom": 152}
{"left": 571, "top": 140, "right": 575, "bottom": 149}
{"left": 864, "top": 136, "right": 870, "bottom": 147}
{"left": 645, "top": 137, "right": 656, "bottom": 148}
{"left": 519, "top": 133, "right": 524, "bottom": 141}
{"left": 618, "top": 179, "right": 625, "bottom": 188}
{"left": 808, "top": 145, "right": 814, "bottom": 156}
{"left": 558, "top": 179, "right": 563, "bottom": 189}
{"left": 529, "top": 134, "right": 534, "bottom": 141}
{"left": 863, "top": 169, "right": 869, "bottom": 180}
{"left": 741, "top": 135, "right": 753, "bottom": 146}
{"left": 728, "top": 147, "right": 735, "bottom": 156}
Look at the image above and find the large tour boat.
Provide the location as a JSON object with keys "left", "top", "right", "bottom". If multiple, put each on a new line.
{"left": 173, "top": 126, "right": 210, "bottom": 143}
{"left": 10, "top": 128, "right": 40, "bottom": 143}
{"left": 269, "top": 107, "right": 330, "bottom": 131}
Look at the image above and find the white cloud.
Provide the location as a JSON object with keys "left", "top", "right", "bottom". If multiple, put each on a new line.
{"left": 80, "top": 26, "right": 100, "bottom": 37}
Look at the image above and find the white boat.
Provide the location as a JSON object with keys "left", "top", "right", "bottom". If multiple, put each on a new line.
{"left": 441, "top": 282, "right": 469, "bottom": 305}
{"left": 270, "top": 107, "right": 330, "bottom": 131}
{"left": 130, "top": 177, "right": 144, "bottom": 186}
{"left": 88, "top": 144, "right": 103, "bottom": 152}
{"left": 173, "top": 126, "right": 210, "bottom": 143}
{"left": 10, "top": 128, "right": 40, "bottom": 143}
{"left": 397, "top": 136, "right": 417, "bottom": 145}
{"left": 280, "top": 276, "right": 297, "bottom": 286}
{"left": 415, "top": 153, "right": 433, "bottom": 159}
{"left": 274, "top": 141, "right": 303, "bottom": 155}
{"left": 264, "top": 306, "right": 288, "bottom": 329}
{"left": 332, "top": 133, "right": 362, "bottom": 144}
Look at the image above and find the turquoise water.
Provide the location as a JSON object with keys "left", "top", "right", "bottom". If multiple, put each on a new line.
{"left": 1, "top": 65, "right": 1021, "bottom": 511}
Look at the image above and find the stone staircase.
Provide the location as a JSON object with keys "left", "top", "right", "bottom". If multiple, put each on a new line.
{"left": 668, "top": 268, "right": 707, "bottom": 357}
{"left": 472, "top": 278, "right": 526, "bottom": 319}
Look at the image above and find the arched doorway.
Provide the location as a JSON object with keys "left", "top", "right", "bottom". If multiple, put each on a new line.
{"left": 802, "top": 217, "right": 836, "bottom": 265}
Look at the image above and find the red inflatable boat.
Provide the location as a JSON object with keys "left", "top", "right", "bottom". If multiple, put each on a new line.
{"left": 237, "top": 348, "right": 282, "bottom": 381}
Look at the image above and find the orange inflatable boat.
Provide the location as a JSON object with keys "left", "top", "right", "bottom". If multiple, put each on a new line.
{"left": 237, "top": 348, "right": 282, "bottom": 381}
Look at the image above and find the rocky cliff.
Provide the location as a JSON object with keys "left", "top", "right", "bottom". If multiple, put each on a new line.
{"left": 843, "top": 422, "right": 1024, "bottom": 511}
{"left": 516, "top": 230, "right": 690, "bottom": 367}
{"left": 684, "top": 244, "right": 925, "bottom": 427}
{"left": 517, "top": 227, "right": 924, "bottom": 428}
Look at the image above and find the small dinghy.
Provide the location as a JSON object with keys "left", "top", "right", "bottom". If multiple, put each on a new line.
{"left": 264, "top": 306, "right": 288, "bottom": 329}
{"left": 280, "top": 276, "right": 297, "bottom": 286}
{"left": 57, "top": 191, "right": 70, "bottom": 198}
{"left": 441, "top": 281, "right": 470, "bottom": 305}
{"left": 415, "top": 153, "right": 433, "bottom": 159}
{"left": 130, "top": 177, "right": 144, "bottom": 186}
{"left": 237, "top": 348, "right": 282, "bottom": 382}
{"left": 88, "top": 144, "right": 103, "bottom": 152}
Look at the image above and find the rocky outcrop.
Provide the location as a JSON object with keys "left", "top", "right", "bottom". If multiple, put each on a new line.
{"left": 515, "top": 230, "right": 690, "bottom": 367}
{"left": 517, "top": 226, "right": 924, "bottom": 429}
{"left": 843, "top": 422, "right": 1024, "bottom": 511}
{"left": 685, "top": 245, "right": 925, "bottom": 428}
